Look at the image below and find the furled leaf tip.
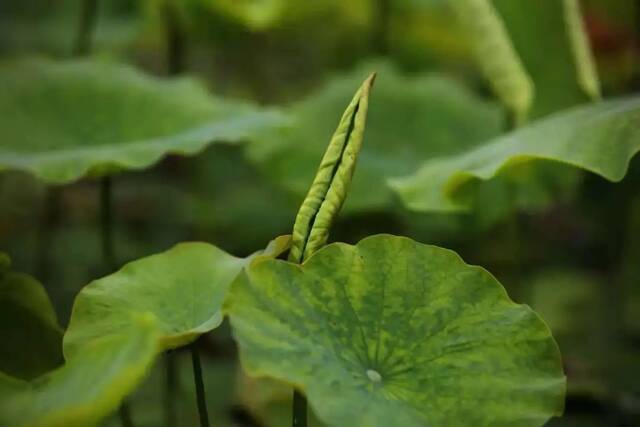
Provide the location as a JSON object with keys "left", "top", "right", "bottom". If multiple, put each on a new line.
{"left": 289, "top": 72, "right": 376, "bottom": 263}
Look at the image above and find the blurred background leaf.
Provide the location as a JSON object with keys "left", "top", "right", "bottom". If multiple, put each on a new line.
{"left": 1, "top": 0, "right": 640, "bottom": 425}
{"left": 0, "top": 254, "right": 63, "bottom": 380}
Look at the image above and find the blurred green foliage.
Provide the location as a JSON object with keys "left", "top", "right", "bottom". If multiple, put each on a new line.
{"left": 1, "top": 0, "right": 640, "bottom": 425}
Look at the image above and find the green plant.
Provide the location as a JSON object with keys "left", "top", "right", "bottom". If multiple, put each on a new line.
{"left": 389, "top": 96, "right": 640, "bottom": 212}
{"left": 0, "top": 58, "right": 282, "bottom": 184}
{"left": 3, "top": 0, "right": 640, "bottom": 426}
{"left": 0, "top": 72, "right": 566, "bottom": 427}
{"left": 0, "top": 55, "right": 285, "bottom": 427}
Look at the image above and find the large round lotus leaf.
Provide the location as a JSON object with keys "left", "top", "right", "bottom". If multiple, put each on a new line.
{"left": 64, "top": 236, "right": 290, "bottom": 358}
{"left": 247, "top": 61, "right": 504, "bottom": 213}
{"left": 0, "top": 315, "right": 160, "bottom": 427}
{"left": 225, "top": 235, "right": 565, "bottom": 426}
{"left": 0, "top": 58, "right": 284, "bottom": 184}
{"left": 0, "top": 254, "right": 63, "bottom": 380}
{"left": 390, "top": 95, "right": 640, "bottom": 212}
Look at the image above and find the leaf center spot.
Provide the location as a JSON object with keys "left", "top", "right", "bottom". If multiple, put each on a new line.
{"left": 366, "top": 369, "right": 382, "bottom": 383}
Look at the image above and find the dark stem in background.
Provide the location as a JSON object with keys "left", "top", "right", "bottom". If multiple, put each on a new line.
{"left": 191, "top": 342, "right": 211, "bottom": 427}
{"left": 163, "top": 0, "right": 186, "bottom": 75}
{"left": 292, "top": 390, "right": 307, "bottom": 427}
{"left": 161, "top": 1, "right": 187, "bottom": 424}
{"left": 118, "top": 404, "right": 134, "bottom": 427}
{"left": 164, "top": 351, "right": 178, "bottom": 427}
{"left": 100, "top": 176, "right": 115, "bottom": 270}
{"left": 373, "top": 0, "right": 391, "bottom": 55}
{"left": 633, "top": 0, "right": 640, "bottom": 90}
{"left": 73, "top": 0, "right": 100, "bottom": 56}
{"left": 36, "top": 187, "right": 62, "bottom": 281}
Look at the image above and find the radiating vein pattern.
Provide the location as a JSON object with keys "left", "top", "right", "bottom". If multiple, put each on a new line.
{"left": 225, "top": 235, "right": 565, "bottom": 426}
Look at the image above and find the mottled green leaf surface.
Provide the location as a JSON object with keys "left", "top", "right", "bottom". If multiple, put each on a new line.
{"left": 0, "top": 58, "right": 284, "bottom": 184}
{"left": 225, "top": 235, "right": 565, "bottom": 426}
{"left": 0, "top": 254, "right": 63, "bottom": 380}
{"left": 248, "top": 61, "right": 504, "bottom": 212}
{"left": 63, "top": 240, "right": 284, "bottom": 358}
{"left": 0, "top": 315, "right": 159, "bottom": 427}
{"left": 390, "top": 96, "right": 640, "bottom": 212}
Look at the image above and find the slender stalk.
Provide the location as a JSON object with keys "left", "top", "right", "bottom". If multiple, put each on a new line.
{"left": 161, "top": 2, "right": 186, "bottom": 422}
{"left": 292, "top": 390, "right": 307, "bottom": 427}
{"left": 73, "top": 0, "right": 99, "bottom": 56}
{"left": 36, "top": 187, "right": 61, "bottom": 281}
{"left": 160, "top": 6, "right": 188, "bottom": 423}
{"left": 373, "top": 0, "right": 391, "bottom": 55}
{"left": 100, "top": 176, "right": 115, "bottom": 270}
{"left": 118, "top": 404, "right": 134, "bottom": 427}
{"left": 164, "top": 351, "right": 178, "bottom": 427}
{"left": 191, "top": 343, "right": 210, "bottom": 427}
{"left": 163, "top": 0, "right": 186, "bottom": 75}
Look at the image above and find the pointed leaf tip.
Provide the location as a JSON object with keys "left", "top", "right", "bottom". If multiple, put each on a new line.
{"left": 289, "top": 74, "right": 375, "bottom": 263}
{"left": 366, "top": 71, "right": 377, "bottom": 88}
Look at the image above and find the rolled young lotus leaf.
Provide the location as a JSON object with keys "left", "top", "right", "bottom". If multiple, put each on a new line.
{"left": 289, "top": 73, "right": 376, "bottom": 263}
{"left": 248, "top": 61, "right": 504, "bottom": 213}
